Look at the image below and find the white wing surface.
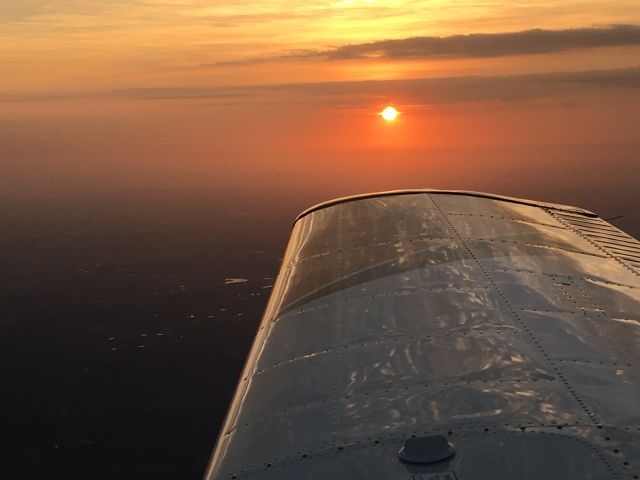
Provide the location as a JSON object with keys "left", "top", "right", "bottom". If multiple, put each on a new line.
{"left": 205, "top": 190, "right": 640, "bottom": 480}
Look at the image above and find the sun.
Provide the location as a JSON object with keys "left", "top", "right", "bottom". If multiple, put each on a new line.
{"left": 380, "top": 106, "right": 399, "bottom": 122}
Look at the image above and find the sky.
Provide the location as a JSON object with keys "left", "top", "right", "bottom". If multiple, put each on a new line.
{"left": 1, "top": 0, "right": 639, "bottom": 199}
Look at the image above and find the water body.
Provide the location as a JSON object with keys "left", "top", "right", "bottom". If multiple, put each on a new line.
{"left": 2, "top": 147, "right": 639, "bottom": 479}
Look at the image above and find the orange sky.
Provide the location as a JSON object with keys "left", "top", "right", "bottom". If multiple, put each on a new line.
{"left": 1, "top": 1, "right": 639, "bottom": 197}
{"left": 2, "top": 1, "right": 640, "bottom": 89}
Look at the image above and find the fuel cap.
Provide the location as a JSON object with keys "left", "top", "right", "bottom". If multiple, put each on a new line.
{"left": 398, "top": 435, "right": 455, "bottom": 464}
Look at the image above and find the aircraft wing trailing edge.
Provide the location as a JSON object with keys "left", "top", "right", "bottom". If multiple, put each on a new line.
{"left": 204, "top": 190, "right": 640, "bottom": 480}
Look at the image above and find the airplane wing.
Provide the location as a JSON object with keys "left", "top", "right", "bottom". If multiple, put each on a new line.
{"left": 204, "top": 190, "right": 640, "bottom": 480}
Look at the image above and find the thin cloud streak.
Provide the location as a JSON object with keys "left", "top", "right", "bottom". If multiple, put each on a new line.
{"left": 3, "top": 66, "right": 640, "bottom": 106}
{"left": 215, "top": 25, "right": 640, "bottom": 65}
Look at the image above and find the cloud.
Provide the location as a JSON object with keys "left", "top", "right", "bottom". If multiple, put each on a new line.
{"left": 275, "top": 66, "right": 640, "bottom": 105}
{"left": 0, "top": 0, "right": 136, "bottom": 22}
{"left": 218, "top": 25, "right": 640, "bottom": 65}
{"left": 196, "top": 5, "right": 409, "bottom": 28}
{"left": 327, "top": 24, "right": 640, "bottom": 59}
{"left": 3, "top": 66, "right": 639, "bottom": 106}
{"left": 0, "top": 1, "right": 47, "bottom": 21}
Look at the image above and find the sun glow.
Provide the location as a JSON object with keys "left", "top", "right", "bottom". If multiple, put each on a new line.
{"left": 380, "top": 106, "right": 399, "bottom": 122}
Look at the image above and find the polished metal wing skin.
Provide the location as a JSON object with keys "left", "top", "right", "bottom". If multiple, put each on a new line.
{"left": 205, "top": 190, "right": 640, "bottom": 480}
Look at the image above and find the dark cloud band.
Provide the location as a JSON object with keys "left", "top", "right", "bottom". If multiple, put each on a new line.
{"left": 214, "top": 25, "right": 640, "bottom": 66}
{"left": 3, "top": 65, "right": 639, "bottom": 105}
{"left": 323, "top": 24, "right": 640, "bottom": 60}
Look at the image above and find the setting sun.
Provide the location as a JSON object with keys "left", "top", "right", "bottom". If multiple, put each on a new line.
{"left": 380, "top": 106, "right": 399, "bottom": 122}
